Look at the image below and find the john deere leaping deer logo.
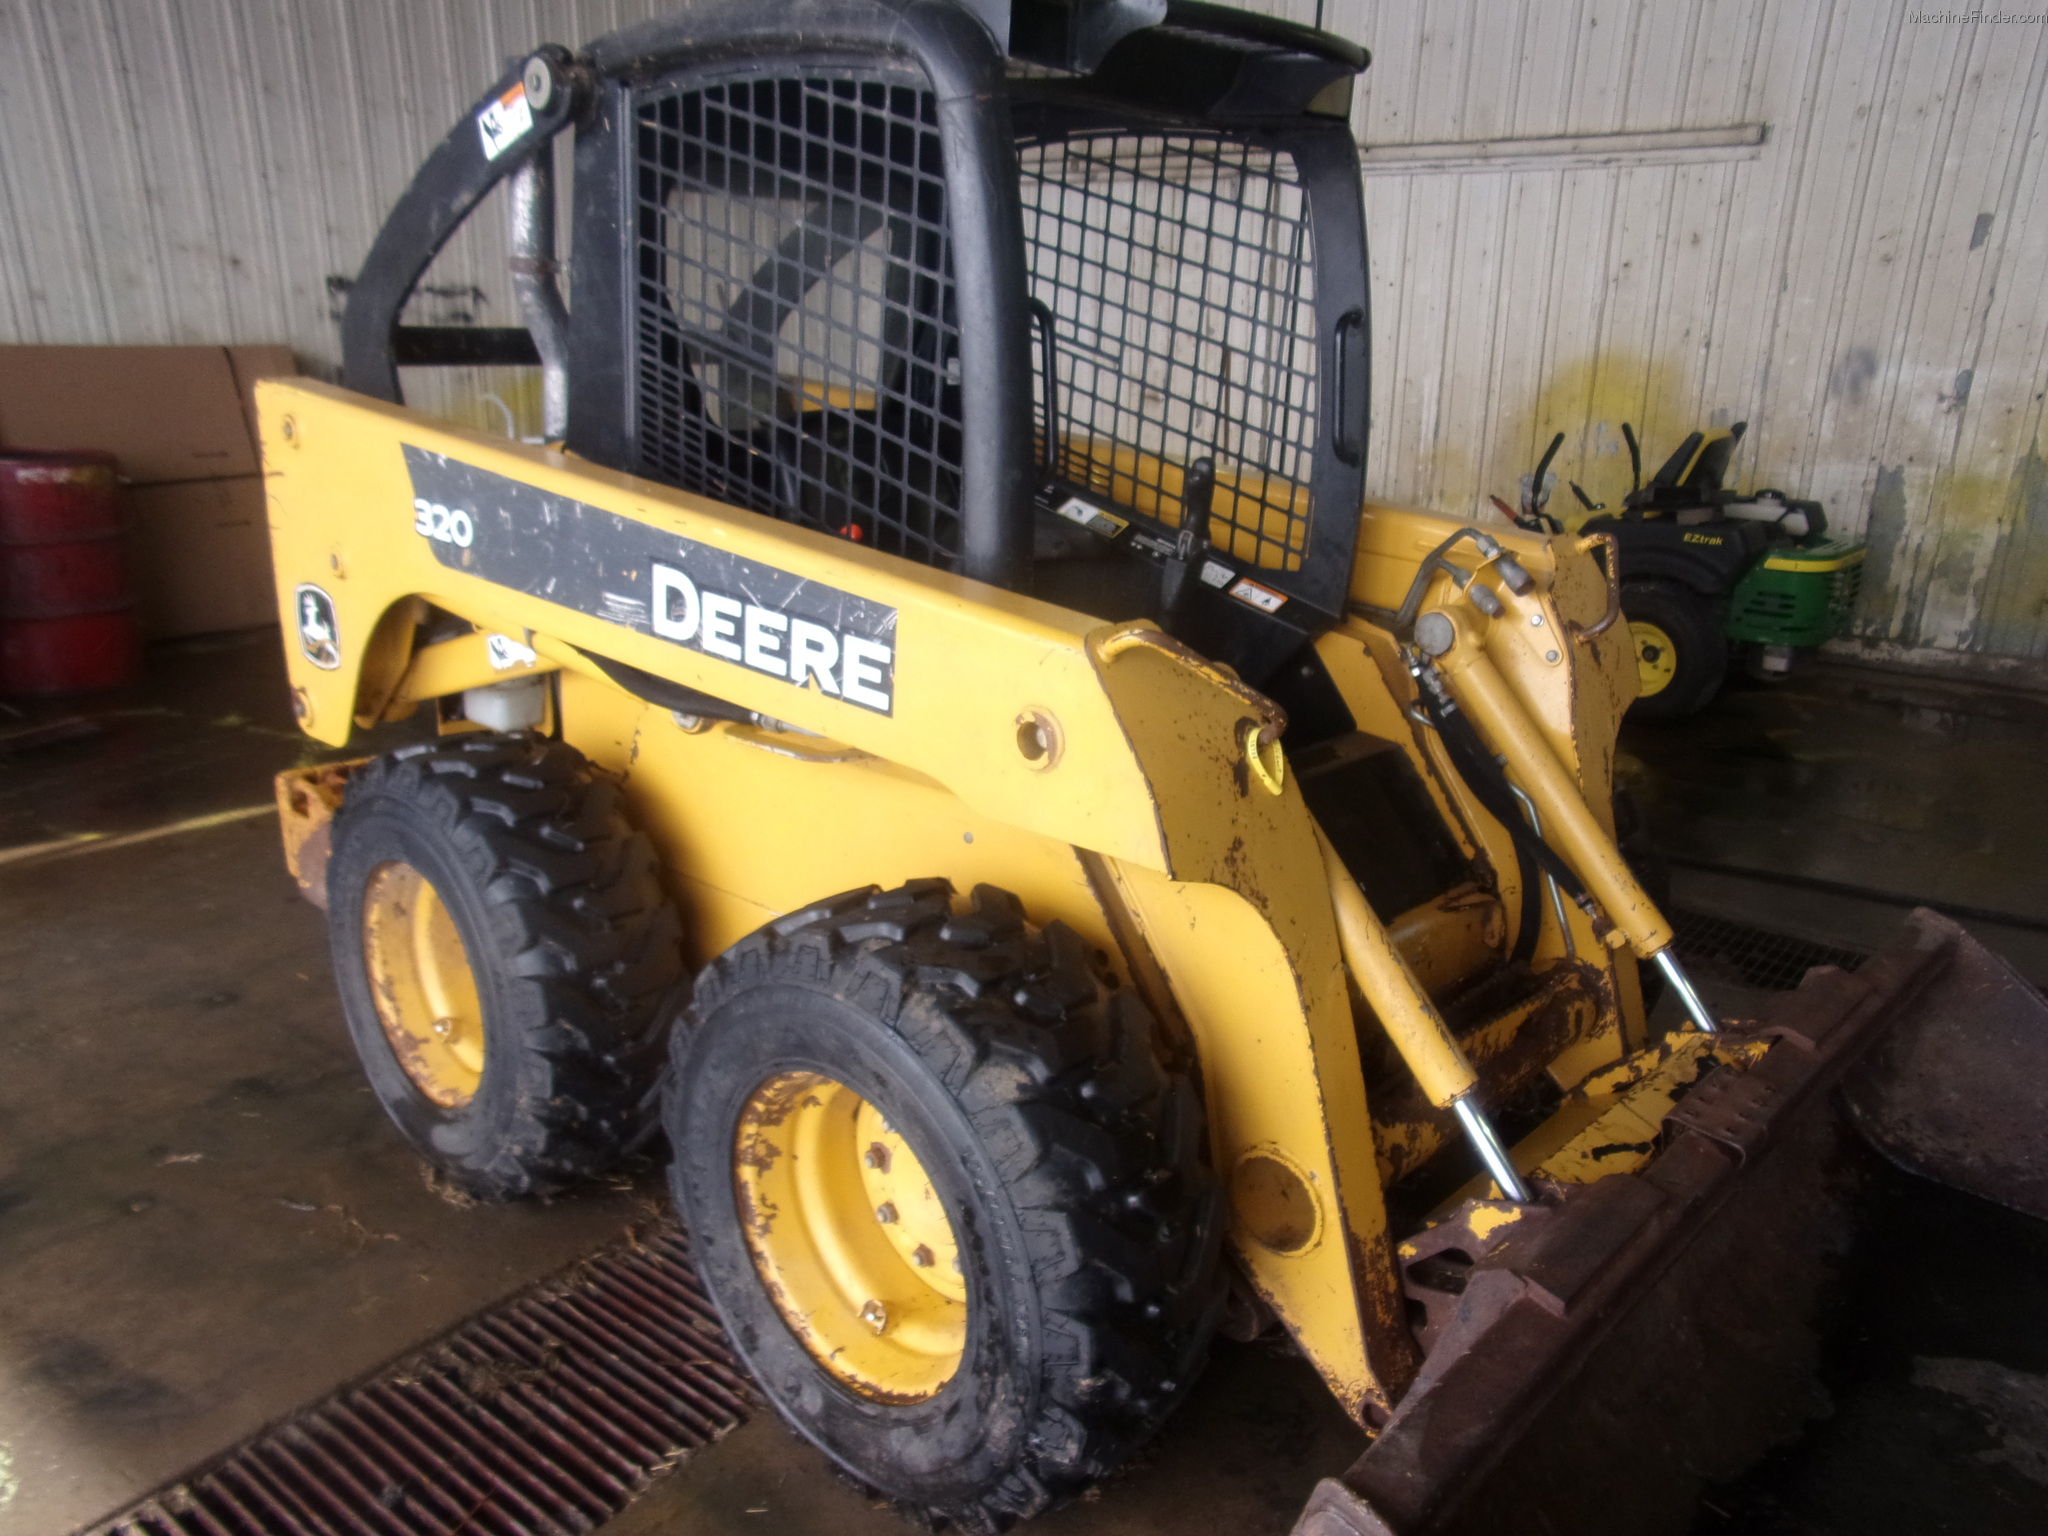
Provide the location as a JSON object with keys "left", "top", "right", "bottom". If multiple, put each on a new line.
{"left": 295, "top": 584, "right": 341, "bottom": 670}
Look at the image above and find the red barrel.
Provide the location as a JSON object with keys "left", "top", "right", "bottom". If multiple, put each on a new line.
{"left": 0, "top": 450, "right": 141, "bottom": 695}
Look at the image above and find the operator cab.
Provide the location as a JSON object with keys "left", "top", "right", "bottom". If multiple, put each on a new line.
{"left": 341, "top": 0, "right": 1374, "bottom": 691}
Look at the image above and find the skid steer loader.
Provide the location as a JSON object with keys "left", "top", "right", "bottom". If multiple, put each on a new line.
{"left": 262, "top": 3, "right": 2048, "bottom": 1531}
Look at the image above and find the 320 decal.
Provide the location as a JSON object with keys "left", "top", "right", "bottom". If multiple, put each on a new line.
{"left": 413, "top": 498, "right": 475, "bottom": 548}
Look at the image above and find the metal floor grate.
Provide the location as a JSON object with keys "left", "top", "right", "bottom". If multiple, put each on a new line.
{"left": 1669, "top": 906, "right": 1868, "bottom": 992}
{"left": 89, "top": 1222, "right": 750, "bottom": 1536}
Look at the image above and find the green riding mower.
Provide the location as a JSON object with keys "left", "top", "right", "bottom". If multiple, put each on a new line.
{"left": 1510, "top": 421, "right": 1866, "bottom": 720}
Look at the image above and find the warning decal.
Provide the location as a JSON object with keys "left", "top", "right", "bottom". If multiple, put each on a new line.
{"left": 1227, "top": 576, "right": 1286, "bottom": 614}
{"left": 477, "top": 83, "right": 534, "bottom": 161}
{"left": 1053, "top": 495, "right": 1129, "bottom": 539}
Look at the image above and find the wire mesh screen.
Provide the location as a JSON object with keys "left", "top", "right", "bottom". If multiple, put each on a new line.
{"left": 1668, "top": 907, "right": 1868, "bottom": 992}
{"left": 1019, "top": 134, "right": 1319, "bottom": 573}
{"left": 631, "top": 68, "right": 963, "bottom": 567}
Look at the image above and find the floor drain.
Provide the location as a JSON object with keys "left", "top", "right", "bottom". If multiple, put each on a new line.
{"left": 87, "top": 1221, "right": 750, "bottom": 1536}
{"left": 1669, "top": 906, "right": 1868, "bottom": 992}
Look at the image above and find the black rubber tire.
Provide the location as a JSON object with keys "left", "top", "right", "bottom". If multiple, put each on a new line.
{"left": 326, "top": 733, "right": 682, "bottom": 1200}
{"left": 666, "top": 880, "right": 1224, "bottom": 1534}
{"left": 1621, "top": 578, "right": 1727, "bottom": 722}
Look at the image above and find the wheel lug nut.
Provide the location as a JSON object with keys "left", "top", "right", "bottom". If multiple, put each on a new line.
{"left": 859, "top": 1299, "right": 889, "bottom": 1334}
{"left": 864, "top": 1142, "right": 892, "bottom": 1172}
{"left": 911, "top": 1244, "right": 934, "bottom": 1267}
{"left": 875, "top": 1201, "right": 898, "bottom": 1224}
{"left": 432, "top": 1017, "right": 455, "bottom": 1038}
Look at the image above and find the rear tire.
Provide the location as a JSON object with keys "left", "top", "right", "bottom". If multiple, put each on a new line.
{"left": 326, "top": 733, "right": 682, "bottom": 1199}
{"left": 1622, "top": 579, "right": 1726, "bottom": 722}
{"left": 666, "top": 880, "right": 1223, "bottom": 1533}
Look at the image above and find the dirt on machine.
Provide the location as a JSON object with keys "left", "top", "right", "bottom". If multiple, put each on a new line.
{"left": 258, "top": 3, "right": 2048, "bottom": 1531}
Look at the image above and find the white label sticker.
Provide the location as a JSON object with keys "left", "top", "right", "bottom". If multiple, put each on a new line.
{"left": 1199, "top": 559, "right": 1234, "bottom": 589}
{"left": 1054, "top": 496, "right": 1128, "bottom": 538}
{"left": 486, "top": 633, "right": 538, "bottom": 670}
{"left": 478, "top": 83, "right": 534, "bottom": 160}
{"left": 1228, "top": 577, "right": 1286, "bottom": 614}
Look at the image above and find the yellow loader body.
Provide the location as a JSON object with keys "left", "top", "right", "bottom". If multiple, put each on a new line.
{"left": 260, "top": 381, "right": 2048, "bottom": 1536}
{"left": 269, "top": 378, "right": 1683, "bottom": 1426}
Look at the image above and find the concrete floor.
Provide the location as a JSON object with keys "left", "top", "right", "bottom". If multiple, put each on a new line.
{"left": 0, "top": 636, "right": 666, "bottom": 1534}
{"left": 1, "top": 633, "right": 2044, "bottom": 1535}
{"left": 600, "top": 1336, "right": 1365, "bottom": 1536}
{"left": 1620, "top": 665, "right": 2048, "bottom": 979}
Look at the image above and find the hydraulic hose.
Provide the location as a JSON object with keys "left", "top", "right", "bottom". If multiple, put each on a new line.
{"left": 1430, "top": 630, "right": 1674, "bottom": 957}
{"left": 1410, "top": 661, "right": 1589, "bottom": 965}
{"left": 1417, "top": 610, "right": 1721, "bottom": 1034}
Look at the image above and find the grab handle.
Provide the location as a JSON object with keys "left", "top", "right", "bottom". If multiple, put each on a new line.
{"left": 1029, "top": 299, "right": 1061, "bottom": 475}
{"left": 1331, "top": 308, "right": 1366, "bottom": 466}
{"left": 1565, "top": 531, "right": 1622, "bottom": 640}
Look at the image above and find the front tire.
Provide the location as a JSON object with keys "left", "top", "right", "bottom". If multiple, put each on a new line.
{"left": 666, "top": 881, "right": 1223, "bottom": 1533}
{"left": 1622, "top": 578, "right": 1727, "bottom": 722}
{"left": 325, "top": 734, "right": 682, "bottom": 1199}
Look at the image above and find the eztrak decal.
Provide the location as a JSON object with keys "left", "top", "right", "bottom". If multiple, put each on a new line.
{"left": 402, "top": 447, "right": 898, "bottom": 713}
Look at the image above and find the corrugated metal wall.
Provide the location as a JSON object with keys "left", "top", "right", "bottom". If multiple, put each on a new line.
{"left": 1287, "top": 0, "right": 2048, "bottom": 661}
{"left": 1, "top": 1, "right": 2042, "bottom": 658}
{"left": 0, "top": 0, "right": 670, "bottom": 431}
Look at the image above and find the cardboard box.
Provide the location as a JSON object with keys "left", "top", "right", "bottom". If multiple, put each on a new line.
{"left": 0, "top": 346, "right": 258, "bottom": 484}
{"left": 226, "top": 345, "right": 298, "bottom": 452}
{"left": 0, "top": 343, "right": 298, "bottom": 636}
{"left": 126, "top": 477, "right": 278, "bottom": 638}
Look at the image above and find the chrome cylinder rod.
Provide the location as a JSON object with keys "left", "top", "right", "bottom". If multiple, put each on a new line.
{"left": 1653, "top": 948, "right": 1720, "bottom": 1035}
{"left": 1453, "top": 1095, "right": 1532, "bottom": 1204}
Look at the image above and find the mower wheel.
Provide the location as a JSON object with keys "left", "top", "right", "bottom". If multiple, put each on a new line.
{"left": 1622, "top": 579, "right": 1726, "bottom": 721}
{"left": 325, "top": 733, "right": 682, "bottom": 1199}
{"left": 666, "top": 880, "right": 1223, "bottom": 1533}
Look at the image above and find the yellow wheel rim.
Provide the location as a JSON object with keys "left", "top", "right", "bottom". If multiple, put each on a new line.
{"left": 734, "top": 1072, "right": 966, "bottom": 1403}
{"left": 360, "top": 862, "right": 487, "bottom": 1107}
{"left": 1631, "top": 619, "right": 1679, "bottom": 698}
